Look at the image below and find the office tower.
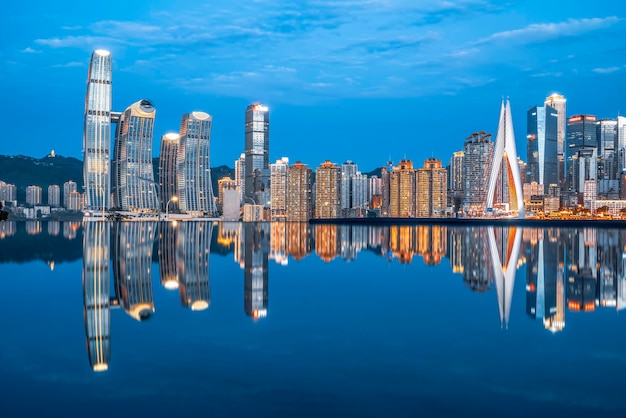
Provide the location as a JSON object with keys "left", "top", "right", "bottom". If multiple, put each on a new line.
{"left": 158, "top": 221, "right": 179, "bottom": 290}
{"left": 544, "top": 93, "right": 566, "bottom": 186}
{"left": 286, "top": 161, "right": 312, "bottom": 221}
{"left": 416, "top": 158, "right": 447, "bottom": 217}
{"left": 177, "top": 221, "right": 213, "bottom": 310}
{"left": 63, "top": 181, "right": 77, "bottom": 209}
{"left": 235, "top": 152, "right": 245, "bottom": 204}
{"left": 26, "top": 185, "right": 42, "bottom": 206}
{"left": 83, "top": 50, "right": 112, "bottom": 212}
{"left": 463, "top": 133, "right": 493, "bottom": 214}
{"left": 113, "top": 100, "right": 158, "bottom": 212}
{"left": 486, "top": 99, "right": 524, "bottom": 216}
{"left": 48, "top": 185, "right": 60, "bottom": 207}
{"left": 566, "top": 115, "right": 598, "bottom": 194}
{"left": 159, "top": 133, "right": 180, "bottom": 212}
{"left": 112, "top": 223, "right": 156, "bottom": 320}
{"left": 82, "top": 222, "right": 111, "bottom": 372}
{"left": 177, "top": 112, "right": 218, "bottom": 216}
{"left": 68, "top": 191, "right": 83, "bottom": 211}
{"left": 244, "top": 223, "right": 269, "bottom": 319}
{"left": 597, "top": 119, "right": 619, "bottom": 199}
{"left": 389, "top": 159, "right": 415, "bottom": 218}
{"left": 340, "top": 160, "right": 358, "bottom": 211}
{"left": 449, "top": 151, "right": 464, "bottom": 191}
{"left": 244, "top": 103, "right": 270, "bottom": 205}
{"left": 527, "top": 105, "right": 558, "bottom": 193}
{"left": 270, "top": 157, "right": 289, "bottom": 220}
{"left": 315, "top": 160, "right": 341, "bottom": 218}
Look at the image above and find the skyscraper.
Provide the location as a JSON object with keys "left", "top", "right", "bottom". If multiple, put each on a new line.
{"left": 463, "top": 132, "right": 493, "bottom": 214}
{"left": 486, "top": 99, "right": 524, "bottom": 217}
{"left": 286, "top": 161, "right": 312, "bottom": 221}
{"left": 527, "top": 105, "right": 558, "bottom": 193}
{"left": 244, "top": 103, "right": 270, "bottom": 205}
{"left": 177, "top": 112, "right": 217, "bottom": 216}
{"left": 48, "top": 185, "right": 60, "bottom": 208}
{"left": 340, "top": 160, "right": 358, "bottom": 211}
{"left": 26, "top": 185, "right": 42, "bottom": 206}
{"left": 235, "top": 152, "right": 245, "bottom": 204}
{"left": 113, "top": 100, "right": 158, "bottom": 212}
{"left": 389, "top": 159, "right": 415, "bottom": 218}
{"left": 416, "top": 158, "right": 447, "bottom": 217}
{"left": 270, "top": 157, "right": 289, "bottom": 220}
{"left": 566, "top": 115, "right": 598, "bottom": 194}
{"left": 545, "top": 93, "right": 566, "bottom": 187}
{"left": 83, "top": 50, "right": 112, "bottom": 212}
{"left": 315, "top": 160, "right": 341, "bottom": 218}
{"left": 159, "top": 133, "right": 180, "bottom": 212}
{"left": 63, "top": 181, "right": 77, "bottom": 209}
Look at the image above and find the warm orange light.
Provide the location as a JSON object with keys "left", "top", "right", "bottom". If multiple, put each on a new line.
{"left": 568, "top": 301, "right": 581, "bottom": 311}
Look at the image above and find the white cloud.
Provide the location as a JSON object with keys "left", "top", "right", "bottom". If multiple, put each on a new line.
{"left": 592, "top": 66, "right": 621, "bottom": 74}
{"left": 52, "top": 61, "right": 85, "bottom": 68}
{"left": 22, "top": 47, "right": 41, "bottom": 53}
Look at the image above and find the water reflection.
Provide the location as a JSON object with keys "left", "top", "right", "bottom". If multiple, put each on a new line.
{"left": 4, "top": 220, "right": 626, "bottom": 372}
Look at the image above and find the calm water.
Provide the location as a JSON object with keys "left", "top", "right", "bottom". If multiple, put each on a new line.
{"left": 1, "top": 220, "right": 626, "bottom": 417}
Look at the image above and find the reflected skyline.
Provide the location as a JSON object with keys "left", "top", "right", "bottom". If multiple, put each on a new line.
{"left": 3, "top": 220, "right": 626, "bottom": 372}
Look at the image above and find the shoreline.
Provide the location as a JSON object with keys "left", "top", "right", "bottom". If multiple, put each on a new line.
{"left": 308, "top": 217, "right": 626, "bottom": 228}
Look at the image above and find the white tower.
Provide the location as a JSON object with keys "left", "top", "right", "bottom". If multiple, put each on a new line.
{"left": 486, "top": 99, "right": 524, "bottom": 217}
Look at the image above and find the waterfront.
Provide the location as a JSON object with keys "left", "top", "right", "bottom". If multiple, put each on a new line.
{"left": 1, "top": 221, "right": 626, "bottom": 417}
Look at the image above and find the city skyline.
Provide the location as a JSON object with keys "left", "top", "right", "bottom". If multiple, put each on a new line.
{"left": 2, "top": 0, "right": 625, "bottom": 171}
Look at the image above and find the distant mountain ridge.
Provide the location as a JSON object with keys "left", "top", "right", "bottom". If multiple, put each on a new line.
{"left": 0, "top": 154, "right": 234, "bottom": 203}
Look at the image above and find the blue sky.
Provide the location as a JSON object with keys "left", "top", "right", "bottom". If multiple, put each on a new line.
{"left": 1, "top": 0, "right": 625, "bottom": 172}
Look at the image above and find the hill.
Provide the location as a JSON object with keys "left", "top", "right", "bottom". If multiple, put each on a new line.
{"left": 0, "top": 154, "right": 234, "bottom": 203}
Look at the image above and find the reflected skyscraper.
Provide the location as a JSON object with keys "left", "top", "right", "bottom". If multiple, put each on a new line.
{"left": 286, "top": 222, "right": 312, "bottom": 261}
{"left": 112, "top": 223, "right": 156, "bottom": 321}
{"left": 244, "top": 223, "right": 269, "bottom": 319}
{"left": 83, "top": 50, "right": 112, "bottom": 212}
{"left": 159, "top": 221, "right": 179, "bottom": 290}
{"left": 177, "top": 221, "right": 213, "bottom": 310}
{"left": 315, "top": 224, "right": 340, "bottom": 262}
{"left": 113, "top": 100, "right": 159, "bottom": 211}
{"left": 82, "top": 222, "right": 111, "bottom": 372}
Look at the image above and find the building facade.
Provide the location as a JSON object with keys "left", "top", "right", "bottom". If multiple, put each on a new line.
{"left": 463, "top": 132, "right": 493, "bottom": 214}
{"left": 566, "top": 115, "right": 598, "bottom": 195}
{"left": 159, "top": 133, "right": 180, "bottom": 212}
{"left": 48, "top": 185, "right": 61, "bottom": 207}
{"left": 177, "top": 112, "right": 217, "bottom": 216}
{"left": 113, "top": 100, "right": 159, "bottom": 212}
{"left": 270, "top": 158, "right": 289, "bottom": 220}
{"left": 389, "top": 159, "right": 415, "bottom": 218}
{"left": 544, "top": 93, "right": 567, "bottom": 187}
{"left": 244, "top": 103, "right": 270, "bottom": 205}
{"left": 315, "top": 161, "right": 341, "bottom": 218}
{"left": 527, "top": 105, "right": 558, "bottom": 193}
{"left": 286, "top": 161, "right": 312, "bottom": 221}
{"left": 83, "top": 50, "right": 113, "bottom": 212}
{"left": 416, "top": 158, "right": 447, "bottom": 217}
{"left": 26, "top": 185, "right": 42, "bottom": 206}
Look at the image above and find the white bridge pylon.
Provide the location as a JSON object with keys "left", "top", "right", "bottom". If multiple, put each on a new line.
{"left": 486, "top": 99, "right": 525, "bottom": 218}
{"left": 487, "top": 226, "right": 523, "bottom": 329}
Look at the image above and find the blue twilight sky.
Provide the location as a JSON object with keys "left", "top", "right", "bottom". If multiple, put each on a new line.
{"left": 1, "top": 0, "right": 625, "bottom": 172}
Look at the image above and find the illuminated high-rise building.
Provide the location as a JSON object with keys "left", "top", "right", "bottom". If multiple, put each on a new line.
{"left": 113, "top": 100, "right": 158, "bottom": 212}
{"left": 68, "top": 191, "right": 83, "bottom": 211}
{"left": 235, "top": 152, "right": 246, "bottom": 204}
{"left": 82, "top": 222, "right": 110, "bottom": 372}
{"left": 158, "top": 221, "right": 179, "bottom": 291}
{"left": 544, "top": 93, "right": 566, "bottom": 186}
{"left": 63, "top": 181, "right": 77, "bottom": 209}
{"left": 48, "top": 185, "right": 61, "bottom": 208}
{"left": 416, "top": 158, "right": 447, "bottom": 217}
{"left": 244, "top": 103, "right": 270, "bottom": 205}
{"left": 340, "top": 160, "right": 358, "bottom": 211}
{"left": 286, "top": 161, "right": 312, "bottom": 221}
{"left": 389, "top": 159, "right": 415, "bottom": 218}
{"left": 159, "top": 133, "right": 180, "bottom": 212}
{"left": 486, "top": 99, "right": 524, "bottom": 216}
{"left": 463, "top": 133, "right": 493, "bottom": 214}
{"left": 527, "top": 105, "right": 558, "bottom": 193}
{"left": 315, "top": 160, "right": 341, "bottom": 218}
{"left": 449, "top": 151, "right": 464, "bottom": 192}
{"left": 218, "top": 176, "right": 237, "bottom": 209}
{"left": 83, "top": 50, "right": 112, "bottom": 212}
{"left": 270, "top": 157, "right": 289, "bottom": 220}
{"left": 26, "top": 185, "right": 42, "bottom": 206}
{"left": 112, "top": 223, "right": 156, "bottom": 321}
{"left": 566, "top": 115, "right": 598, "bottom": 194}
{"left": 177, "top": 112, "right": 217, "bottom": 216}
{"left": 597, "top": 119, "right": 618, "bottom": 179}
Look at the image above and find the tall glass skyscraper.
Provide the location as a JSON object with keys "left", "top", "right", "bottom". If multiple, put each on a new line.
{"left": 113, "top": 100, "right": 158, "bottom": 212}
{"left": 566, "top": 115, "right": 598, "bottom": 193}
{"left": 159, "top": 133, "right": 180, "bottom": 212}
{"left": 545, "top": 93, "right": 567, "bottom": 187}
{"left": 177, "top": 112, "right": 217, "bottom": 216}
{"left": 527, "top": 105, "right": 558, "bottom": 193}
{"left": 244, "top": 103, "right": 270, "bottom": 205}
{"left": 83, "top": 50, "right": 112, "bottom": 212}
